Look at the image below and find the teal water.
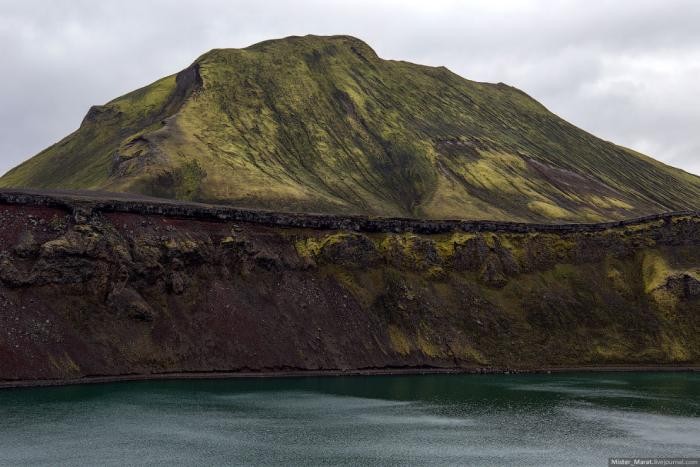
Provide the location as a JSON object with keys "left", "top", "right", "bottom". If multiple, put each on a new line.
{"left": 0, "top": 372, "right": 698, "bottom": 466}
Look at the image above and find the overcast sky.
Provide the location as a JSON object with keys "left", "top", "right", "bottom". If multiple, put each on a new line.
{"left": 1, "top": 0, "right": 699, "bottom": 177}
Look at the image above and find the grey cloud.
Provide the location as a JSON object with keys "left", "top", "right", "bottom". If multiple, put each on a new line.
{"left": 0, "top": 0, "right": 698, "bottom": 176}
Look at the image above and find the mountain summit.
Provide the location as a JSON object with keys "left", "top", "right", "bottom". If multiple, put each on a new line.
{"left": 2, "top": 35, "right": 698, "bottom": 221}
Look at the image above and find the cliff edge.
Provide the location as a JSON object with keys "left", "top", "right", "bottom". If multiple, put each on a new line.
{"left": 0, "top": 190, "right": 698, "bottom": 385}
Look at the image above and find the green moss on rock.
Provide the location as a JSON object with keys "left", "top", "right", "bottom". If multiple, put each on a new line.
{"left": 2, "top": 35, "right": 699, "bottom": 222}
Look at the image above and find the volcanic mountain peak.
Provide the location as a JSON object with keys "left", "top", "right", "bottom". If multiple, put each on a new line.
{"left": 1, "top": 34, "right": 699, "bottom": 221}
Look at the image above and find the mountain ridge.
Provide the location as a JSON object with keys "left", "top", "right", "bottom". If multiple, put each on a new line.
{"left": 1, "top": 34, "right": 699, "bottom": 221}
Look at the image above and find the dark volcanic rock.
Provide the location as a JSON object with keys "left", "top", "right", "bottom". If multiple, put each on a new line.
{"left": 0, "top": 191, "right": 698, "bottom": 384}
{"left": 317, "top": 233, "right": 378, "bottom": 268}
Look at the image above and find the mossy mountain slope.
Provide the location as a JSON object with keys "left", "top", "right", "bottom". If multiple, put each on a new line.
{"left": 2, "top": 35, "right": 699, "bottom": 221}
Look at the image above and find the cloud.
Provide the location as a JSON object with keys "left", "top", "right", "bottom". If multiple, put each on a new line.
{"left": 0, "top": 0, "right": 698, "bottom": 176}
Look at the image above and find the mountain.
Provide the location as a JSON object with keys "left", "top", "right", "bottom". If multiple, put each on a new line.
{"left": 1, "top": 34, "right": 699, "bottom": 221}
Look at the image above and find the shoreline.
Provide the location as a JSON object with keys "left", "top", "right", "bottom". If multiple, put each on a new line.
{"left": 2, "top": 365, "right": 698, "bottom": 390}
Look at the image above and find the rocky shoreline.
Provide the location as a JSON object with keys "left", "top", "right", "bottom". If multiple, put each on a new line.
{"left": 2, "top": 365, "right": 699, "bottom": 390}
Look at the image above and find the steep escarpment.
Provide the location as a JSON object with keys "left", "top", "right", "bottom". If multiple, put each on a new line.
{"left": 2, "top": 35, "right": 699, "bottom": 221}
{"left": 0, "top": 192, "right": 698, "bottom": 384}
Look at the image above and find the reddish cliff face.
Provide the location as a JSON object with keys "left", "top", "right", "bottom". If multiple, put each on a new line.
{"left": 0, "top": 192, "right": 699, "bottom": 385}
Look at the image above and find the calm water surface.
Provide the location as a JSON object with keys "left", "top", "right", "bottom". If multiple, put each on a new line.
{"left": 0, "top": 372, "right": 698, "bottom": 466}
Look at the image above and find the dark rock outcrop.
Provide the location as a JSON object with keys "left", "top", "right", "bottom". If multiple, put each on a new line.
{"left": 0, "top": 190, "right": 698, "bottom": 384}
